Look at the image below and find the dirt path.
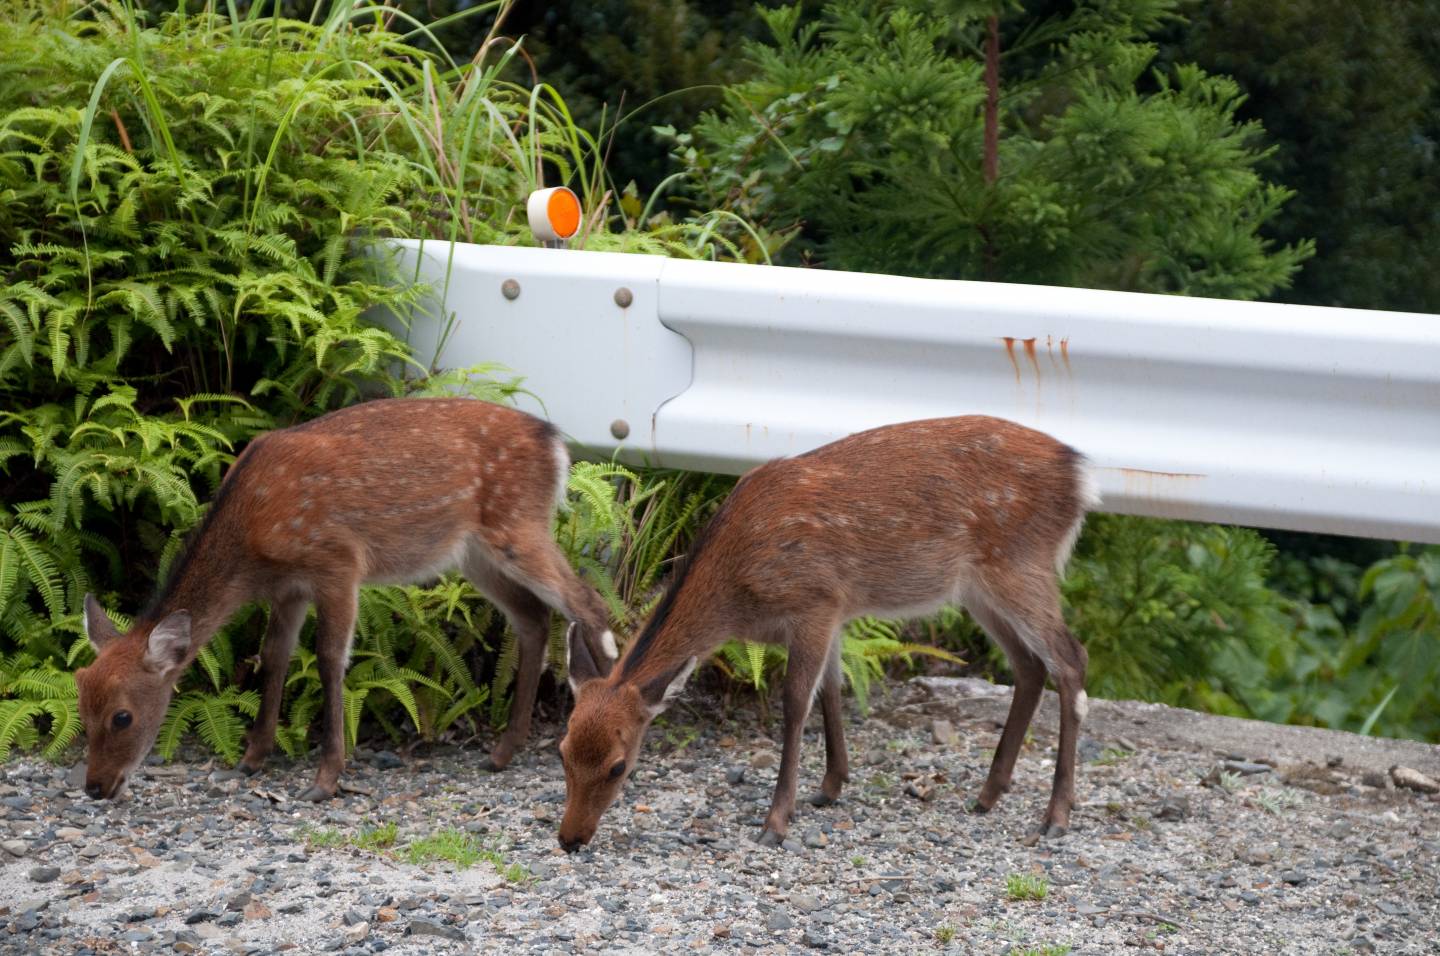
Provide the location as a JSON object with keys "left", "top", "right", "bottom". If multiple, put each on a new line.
{"left": 2, "top": 676, "right": 1437, "bottom": 954}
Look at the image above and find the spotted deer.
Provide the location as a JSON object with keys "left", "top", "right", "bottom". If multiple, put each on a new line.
{"left": 76, "top": 398, "right": 616, "bottom": 802}
{"left": 558, "top": 416, "right": 1098, "bottom": 850}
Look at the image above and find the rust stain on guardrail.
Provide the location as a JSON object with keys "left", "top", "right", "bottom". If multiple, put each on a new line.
{"left": 1001, "top": 337, "right": 1020, "bottom": 383}
{"left": 1023, "top": 337, "right": 1040, "bottom": 380}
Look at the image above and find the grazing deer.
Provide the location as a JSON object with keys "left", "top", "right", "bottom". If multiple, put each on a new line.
{"left": 76, "top": 398, "right": 617, "bottom": 802}
{"left": 558, "top": 416, "right": 1098, "bottom": 850}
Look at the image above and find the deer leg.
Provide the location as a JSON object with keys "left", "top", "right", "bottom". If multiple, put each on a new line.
{"left": 464, "top": 555, "right": 552, "bottom": 772}
{"left": 965, "top": 597, "right": 1048, "bottom": 815}
{"left": 807, "top": 635, "right": 848, "bottom": 807}
{"left": 1039, "top": 625, "right": 1088, "bottom": 838}
{"left": 221, "top": 595, "right": 308, "bottom": 779}
{"left": 758, "top": 622, "right": 833, "bottom": 847}
{"left": 298, "top": 587, "right": 359, "bottom": 802}
{"left": 482, "top": 534, "right": 615, "bottom": 673}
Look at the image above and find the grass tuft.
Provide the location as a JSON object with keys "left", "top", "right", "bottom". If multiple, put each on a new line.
{"left": 1006, "top": 873, "right": 1050, "bottom": 902}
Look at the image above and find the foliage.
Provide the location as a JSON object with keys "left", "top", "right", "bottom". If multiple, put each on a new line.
{"left": 501, "top": 0, "right": 777, "bottom": 197}
{"left": 1062, "top": 515, "right": 1285, "bottom": 709}
{"left": 1162, "top": 0, "right": 1440, "bottom": 313}
{"left": 672, "top": 0, "right": 1312, "bottom": 295}
{"left": 0, "top": 0, "right": 738, "bottom": 763}
{"left": 712, "top": 616, "right": 964, "bottom": 713}
{"left": 1246, "top": 547, "right": 1440, "bottom": 742}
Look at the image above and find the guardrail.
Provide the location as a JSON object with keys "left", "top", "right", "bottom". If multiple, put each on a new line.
{"left": 386, "top": 240, "right": 1440, "bottom": 544}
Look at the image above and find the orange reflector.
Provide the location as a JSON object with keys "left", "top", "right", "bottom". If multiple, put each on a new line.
{"left": 527, "top": 186, "right": 581, "bottom": 242}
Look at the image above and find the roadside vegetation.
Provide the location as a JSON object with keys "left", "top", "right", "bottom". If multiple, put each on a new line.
{"left": 2, "top": 0, "right": 1435, "bottom": 767}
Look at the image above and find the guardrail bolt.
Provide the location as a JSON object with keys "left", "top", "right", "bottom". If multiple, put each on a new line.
{"left": 613, "top": 287, "right": 633, "bottom": 309}
{"left": 610, "top": 419, "right": 630, "bottom": 440}
{"left": 501, "top": 279, "right": 521, "bottom": 300}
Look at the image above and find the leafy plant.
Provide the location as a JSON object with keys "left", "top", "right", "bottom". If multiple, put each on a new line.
{"left": 0, "top": 0, "right": 741, "bottom": 763}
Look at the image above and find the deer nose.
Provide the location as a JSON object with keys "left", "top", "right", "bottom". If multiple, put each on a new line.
{"left": 84, "top": 782, "right": 104, "bottom": 800}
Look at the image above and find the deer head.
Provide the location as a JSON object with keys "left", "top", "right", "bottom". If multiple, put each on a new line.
{"left": 74, "top": 594, "right": 193, "bottom": 800}
{"left": 556, "top": 633, "right": 696, "bottom": 852}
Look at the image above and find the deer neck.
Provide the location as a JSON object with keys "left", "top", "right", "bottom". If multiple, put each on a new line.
{"left": 618, "top": 586, "right": 738, "bottom": 692}
{"left": 142, "top": 519, "right": 256, "bottom": 666}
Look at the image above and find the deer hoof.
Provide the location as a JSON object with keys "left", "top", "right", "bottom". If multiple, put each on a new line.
{"left": 1022, "top": 822, "right": 1067, "bottom": 846}
{"left": 967, "top": 797, "right": 992, "bottom": 815}
{"left": 806, "top": 791, "right": 838, "bottom": 807}
{"left": 297, "top": 785, "right": 334, "bottom": 803}
{"left": 754, "top": 828, "right": 785, "bottom": 848}
{"left": 483, "top": 756, "right": 510, "bottom": 773}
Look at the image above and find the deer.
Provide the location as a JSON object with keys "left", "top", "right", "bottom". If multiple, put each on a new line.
{"left": 558, "top": 415, "right": 1099, "bottom": 851}
{"left": 75, "top": 397, "right": 618, "bottom": 802}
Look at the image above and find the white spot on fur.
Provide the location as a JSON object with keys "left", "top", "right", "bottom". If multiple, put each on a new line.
{"left": 600, "top": 629, "right": 618, "bottom": 660}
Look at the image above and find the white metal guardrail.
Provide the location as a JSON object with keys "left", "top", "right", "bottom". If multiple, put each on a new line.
{"left": 387, "top": 240, "right": 1440, "bottom": 544}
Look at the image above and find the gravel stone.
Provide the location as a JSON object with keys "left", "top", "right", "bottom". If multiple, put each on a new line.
{"left": 406, "top": 918, "right": 466, "bottom": 942}
{"left": 27, "top": 865, "right": 60, "bottom": 883}
{"left": 0, "top": 676, "right": 1435, "bottom": 955}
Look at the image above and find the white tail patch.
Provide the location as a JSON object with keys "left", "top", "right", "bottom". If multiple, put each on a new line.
{"left": 551, "top": 436, "right": 571, "bottom": 511}
{"left": 1074, "top": 689, "right": 1089, "bottom": 722}
{"left": 1055, "top": 458, "right": 1100, "bottom": 574}
{"left": 600, "top": 629, "right": 618, "bottom": 660}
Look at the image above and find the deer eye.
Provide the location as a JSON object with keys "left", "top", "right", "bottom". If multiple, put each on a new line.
{"left": 607, "top": 760, "right": 626, "bottom": 781}
{"left": 112, "top": 711, "right": 132, "bottom": 730}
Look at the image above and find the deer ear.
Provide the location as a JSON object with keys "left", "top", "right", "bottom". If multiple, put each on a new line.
{"left": 144, "top": 611, "right": 192, "bottom": 673}
{"left": 639, "top": 656, "right": 698, "bottom": 717}
{"left": 565, "top": 622, "right": 603, "bottom": 694}
{"left": 83, "top": 594, "right": 121, "bottom": 651}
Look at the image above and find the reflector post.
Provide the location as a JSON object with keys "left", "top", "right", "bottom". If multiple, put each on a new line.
{"left": 527, "top": 186, "right": 582, "bottom": 243}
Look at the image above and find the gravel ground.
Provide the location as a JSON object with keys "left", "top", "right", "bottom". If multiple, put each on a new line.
{"left": 2, "top": 676, "right": 1438, "bottom": 955}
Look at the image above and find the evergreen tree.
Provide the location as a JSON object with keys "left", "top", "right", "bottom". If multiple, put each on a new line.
{"left": 1163, "top": 0, "right": 1440, "bottom": 313}
{"left": 676, "top": 0, "right": 1312, "bottom": 298}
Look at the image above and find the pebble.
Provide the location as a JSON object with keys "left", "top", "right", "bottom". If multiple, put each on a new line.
{"left": 750, "top": 752, "right": 778, "bottom": 770}
{"left": 931, "top": 719, "right": 957, "bottom": 747}
{"left": 766, "top": 910, "right": 794, "bottom": 932}
{"left": 1154, "top": 794, "right": 1189, "bottom": 821}
{"left": 1390, "top": 765, "right": 1440, "bottom": 794}
{"left": 1223, "top": 760, "right": 1273, "bottom": 776}
{"left": 406, "top": 918, "right": 467, "bottom": 942}
{"left": 28, "top": 865, "right": 61, "bottom": 883}
{"left": 2, "top": 838, "right": 28, "bottom": 857}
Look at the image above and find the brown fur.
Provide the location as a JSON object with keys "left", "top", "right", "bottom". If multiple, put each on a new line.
{"left": 559, "top": 416, "right": 1097, "bottom": 849}
{"left": 76, "top": 398, "right": 614, "bottom": 802}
